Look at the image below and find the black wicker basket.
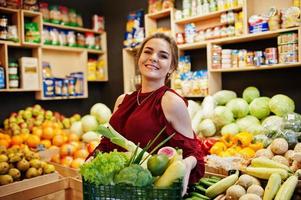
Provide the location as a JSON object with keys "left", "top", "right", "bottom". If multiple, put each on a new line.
{"left": 82, "top": 178, "right": 183, "bottom": 200}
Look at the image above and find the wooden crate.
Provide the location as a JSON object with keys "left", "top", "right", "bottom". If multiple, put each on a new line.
{"left": 49, "top": 162, "right": 80, "bottom": 178}
{"left": 0, "top": 172, "right": 69, "bottom": 200}
{"left": 205, "top": 164, "right": 229, "bottom": 176}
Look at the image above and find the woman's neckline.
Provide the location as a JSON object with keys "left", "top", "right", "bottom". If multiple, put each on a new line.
{"left": 139, "top": 85, "right": 166, "bottom": 96}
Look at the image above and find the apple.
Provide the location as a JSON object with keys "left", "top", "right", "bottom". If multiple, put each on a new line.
{"left": 36, "top": 114, "right": 44, "bottom": 121}
{"left": 16, "top": 117, "right": 24, "bottom": 124}
{"left": 70, "top": 117, "right": 77, "bottom": 124}
{"left": 19, "top": 122, "right": 28, "bottom": 129}
{"left": 18, "top": 110, "right": 25, "bottom": 117}
{"left": 9, "top": 116, "right": 17, "bottom": 124}
{"left": 45, "top": 110, "right": 53, "bottom": 120}
{"left": 34, "top": 120, "right": 43, "bottom": 127}
{"left": 13, "top": 129, "right": 21, "bottom": 135}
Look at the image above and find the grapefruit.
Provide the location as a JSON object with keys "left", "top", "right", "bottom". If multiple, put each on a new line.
{"left": 147, "top": 154, "right": 169, "bottom": 176}
{"left": 157, "top": 146, "right": 177, "bottom": 159}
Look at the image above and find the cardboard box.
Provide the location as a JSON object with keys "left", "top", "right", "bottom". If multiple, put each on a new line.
{"left": 19, "top": 57, "right": 39, "bottom": 90}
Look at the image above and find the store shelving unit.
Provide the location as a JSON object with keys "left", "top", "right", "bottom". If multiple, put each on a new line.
{"left": 122, "top": 0, "right": 301, "bottom": 97}
{"left": 0, "top": 7, "right": 108, "bottom": 100}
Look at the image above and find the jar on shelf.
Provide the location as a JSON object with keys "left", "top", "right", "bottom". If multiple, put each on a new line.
{"left": 9, "top": 75, "right": 19, "bottom": 88}
{"left": 0, "top": 26, "right": 8, "bottom": 40}
{"left": 8, "top": 62, "right": 18, "bottom": 76}
{"left": 39, "top": 2, "right": 50, "bottom": 22}
{"left": 0, "top": 63, "right": 5, "bottom": 89}
{"left": 0, "top": 15, "right": 8, "bottom": 28}
{"left": 49, "top": 5, "right": 61, "bottom": 24}
{"left": 68, "top": 9, "right": 78, "bottom": 26}
{"left": 85, "top": 32, "right": 95, "bottom": 49}
{"left": 59, "top": 6, "right": 69, "bottom": 25}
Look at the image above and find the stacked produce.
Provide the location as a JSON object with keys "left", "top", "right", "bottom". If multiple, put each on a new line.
{"left": 3, "top": 104, "right": 81, "bottom": 136}
{"left": 0, "top": 145, "right": 55, "bottom": 186}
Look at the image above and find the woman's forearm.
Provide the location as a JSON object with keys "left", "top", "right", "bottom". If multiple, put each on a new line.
{"left": 184, "top": 156, "right": 197, "bottom": 170}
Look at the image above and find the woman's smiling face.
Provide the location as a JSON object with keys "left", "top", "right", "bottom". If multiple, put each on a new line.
{"left": 138, "top": 38, "right": 172, "bottom": 83}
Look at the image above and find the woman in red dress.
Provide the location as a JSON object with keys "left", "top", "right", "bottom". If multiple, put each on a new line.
{"left": 93, "top": 33, "right": 204, "bottom": 195}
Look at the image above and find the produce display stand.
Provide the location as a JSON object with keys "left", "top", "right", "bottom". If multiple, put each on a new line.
{"left": 49, "top": 162, "right": 80, "bottom": 179}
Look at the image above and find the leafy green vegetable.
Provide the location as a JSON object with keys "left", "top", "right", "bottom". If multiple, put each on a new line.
{"left": 261, "top": 115, "right": 284, "bottom": 132}
{"left": 242, "top": 86, "right": 260, "bottom": 103}
{"left": 213, "top": 90, "right": 237, "bottom": 106}
{"left": 226, "top": 98, "right": 249, "bottom": 118}
{"left": 114, "top": 164, "right": 153, "bottom": 187}
{"left": 212, "top": 106, "right": 234, "bottom": 128}
{"left": 283, "top": 113, "right": 301, "bottom": 132}
{"left": 221, "top": 123, "right": 239, "bottom": 136}
{"left": 198, "top": 119, "right": 216, "bottom": 137}
{"left": 269, "top": 94, "right": 295, "bottom": 116}
{"left": 80, "top": 151, "right": 128, "bottom": 185}
{"left": 249, "top": 97, "right": 270, "bottom": 119}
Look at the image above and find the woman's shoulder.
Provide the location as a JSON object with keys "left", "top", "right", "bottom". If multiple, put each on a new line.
{"left": 113, "top": 91, "right": 136, "bottom": 112}
{"left": 161, "top": 90, "right": 187, "bottom": 113}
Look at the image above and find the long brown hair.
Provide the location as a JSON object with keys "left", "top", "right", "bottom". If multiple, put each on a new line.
{"left": 135, "top": 33, "right": 178, "bottom": 79}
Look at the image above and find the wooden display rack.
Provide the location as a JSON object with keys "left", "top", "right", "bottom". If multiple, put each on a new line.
{"left": 0, "top": 7, "right": 108, "bottom": 100}
{"left": 122, "top": 0, "right": 301, "bottom": 96}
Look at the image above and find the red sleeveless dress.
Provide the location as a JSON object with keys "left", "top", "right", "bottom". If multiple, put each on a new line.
{"left": 93, "top": 85, "right": 204, "bottom": 184}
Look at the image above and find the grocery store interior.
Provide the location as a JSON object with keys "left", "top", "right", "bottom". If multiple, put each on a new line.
{"left": 1, "top": 0, "right": 301, "bottom": 199}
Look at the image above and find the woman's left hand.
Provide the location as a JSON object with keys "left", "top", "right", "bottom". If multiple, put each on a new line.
{"left": 182, "top": 156, "right": 197, "bottom": 196}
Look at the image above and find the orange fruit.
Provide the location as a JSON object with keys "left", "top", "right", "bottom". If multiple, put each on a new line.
{"left": 42, "top": 121, "right": 53, "bottom": 129}
{"left": 69, "top": 141, "right": 80, "bottom": 150}
{"left": 60, "top": 156, "right": 73, "bottom": 167}
{"left": 53, "top": 123, "right": 60, "bottom": 129}
{"left": 40, "top": 139, "right": 52, "bottom": 148}
{"left": 68, "top": 133, "right": 79, "bottom": 142}
{"left": 11, "top": 135, "right": 24, "bottom": 146}
{"left": 70, "top": 158, "right": 85, "bottom": 169}
{"left": 20, "top": 132, "right": 30, "bottom": 141}
{"left": 0, "top": 139, "right": 10, "bottom": 148}
{"left": 51, "top": 153, "right": 61, "bottom": 163}
{"left": 73, "top": 148, "right": 89, "bottom": 159}
{"left": 53, "top": 128, "right": 62, "bottom": 136}
{"left": 42, "top": 126, "right": 54, "bottom": 140}
{"left": 32, "top": 127, "right": 43, "bottom": 137}
{"left": 26, "top": 135, "right": 40, "bottom": 148}
{"left": 52, "top": 135, "right": 65, "bottom": 147}
{"left": 60, "top": 144, "right": 75, "bottom": 157}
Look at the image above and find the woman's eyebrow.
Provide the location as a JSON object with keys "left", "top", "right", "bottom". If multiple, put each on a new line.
{"left": 144, "top": 46, "right": 170, "bottom": 55}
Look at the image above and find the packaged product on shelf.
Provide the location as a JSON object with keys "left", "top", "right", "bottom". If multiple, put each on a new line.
{"left": 42, "top": 27, "right": 51, "bottom": 44}
{"left": 178, "top": 55, "right": 191, "bottom": 73}
{"left": 253, "top": 51, "right": 265, "bottom": 66}
{"left": 54, "top": 78, "right": 64, "bottom": 96}
{"left": 49, "top": 27, "right": 59, "bottom": 45}
{"left": 9, "top": 74, "right": 19, "bottom": 88}
{"left": 217, "top": 0, "right": 226, "bottom": 10}
{"left": 0, "top": 26, "right": 7, "bottom": 40}
{"left": 6, "top": 0, "right": 21, "bottom": 9}
{"left": 87, "top": 59, "right": 97, "bottom": 80}
{"left": 281, "top": 7, "right": 301, "bottom": 28}
{"left": 268, "top": 8, "right": 281, "bottom": 31}
{"left": 264, "top": 47, "right": 278, "bottom": 64}
{"left": 8, "top": 61, "right": 18, "bottom": 76}
{"left": 95, "top": 35, "right": 101, "bottom": 50}
{"left": 209, "top": 0, "right": 217, "bottom": 12}
{"left": 49, "top": 5, "right": 61, "bottom": 24}
{"left": 77, "top": 14, "right": 83, "bottom": 27}
{"left": 39, "top": 2, "right": 50, "bottom": 22}
{"left": 148, "top": 0, "right": 162, "bottom": 14}
{"left": 212, "top": 45, "right": 222, "bottom": 69}
{"left": 96, "top": 58, "right": 105, "bottom": 80}
{"left": 7, "top": 25, "right": 18, "bottom": 42}
{"left": 162, "top": 0, "right": 174, "bottom": 9}
{"left": 238, "top": 49, "right": 247, "bottom": 67}
{"left": 184, "top": 23, "right": 197, "bottom": 43}
{"left": 25, "top": 22, "right": 41, "bottom": 43}
{"left": 124, "top": 10, "right": 145, "bottom": 48}
{"left": 191, "top": 0, "right": 197, "bottom": 16}
{"left": 42, "top": 61, "right": 52, "bottom": 78}
{"left": 182, "top": 0, "right": 191, "bottom": 18}
{"left": 0, "top": 14, "right": 8, "bottom": 27}
{"left": 71, "top": 72, "right": 84, "bottom": 96}
{"left": 67, "top": 75, "right": 75, "bottom": 96}
{"left": 93, "top": 15, "right": 105, "bottom": 32}
{"left": 175, "top": 10, "right": 182, "bottom": 20}
{"left": 76, "top": 32, "right": 85, "bottom": 47}
{"left": 62, "top": 79, "right": 68, "bottom": 96}
{"left": 246, "top": 51, "right": 254, "bottom": 66}
{"left": 231, "top": 49, "right": 239, "bottom": 67}
{"left": 248, "top": 15, "right": 269, "bottom": 33}
{"left": 19, "top": 57, "right": 39, "bottom": 90}
{"left": 43, "top": 78, "right": 55, "bottom": 97}
{"left": 67, "top": 30, "right": 76, "bottom": 47}
{"left": 59, "top": 6, "right": 69, "bottom": 25}
{"left": 59, "top": 30, "right": 67, "bottom": 46}
{"left": 68, "top": 8, "right": 78, "bottom": 26}
{"left": 0, "top": 65, "right": 5, "bottom": 89}
{"left": 176, "top": 33, "right": 185, "bottom": 44}
{"left": 23, "top": 0, "right": 39, "bottom": 11}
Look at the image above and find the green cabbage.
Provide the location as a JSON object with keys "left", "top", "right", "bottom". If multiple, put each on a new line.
{"left": 212, "top": 106, "right": 234, "bottom": 128}
{"left": 221, "top": 123, "right": 240, "bottom": 136}
{"left": 242, "top": 86, "right": 260, "bottom": 103}
{"left": 198, "top": 119, "right": 216, "bottom": 137}
{"left": 236, "top": 115, "right": 260, "bottom": 133}
{"left": 226, "top": 98, "right": 249, "bottom": 118}
{"left": 213, "top": 90, "right": 237, "bottom": 106}
{"left": 269, "top": 94, "right": 295, "bottom": 116}
{"left": 249, "top": 97, "right": 271, "bottom": 119}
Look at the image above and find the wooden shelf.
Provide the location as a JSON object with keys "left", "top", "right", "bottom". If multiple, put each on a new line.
{"left": 124, "top": 46, "right": 140, "bottom": 52}
{"left": 175, "top": 6, "right": 243, "bottom": 25}
{"left": 22, "top": 42, "right": 41, "bottom": 47}
{"left": 210, "top": 62, "right": 301, "bottom": 72}
{"left": 43, "top": 22, "right": 103, "bottom": 34}
{"left": 1, "top": 88, "right": 40, "bottom": 92}
{"left": 21, "top": 9, "right": 41, "bottom": 17}
{"left": 183, "top": 94, "right": 207, "bottom": 98}
{"left": 0, "top": 40, "right": 20, "bottom": 46}
{"left": 88, "top": 79, "right": 109, "bottom": 82}
{"left": 37, "top": 95, "right": 88, "bottom": 100}
{"left": 211, "top": 27, "right": 300, "bottom": 45}
{"left": 178, "top": 41, "right": 208, "bottom": 50}
{"left": 86, "top": 49, "right": 105, "bottom": 54}
{"left": 42, "top": 45, "right": 85, "bottom": 52}
{"left": 146, "top": 8, "right": 172, "bottom": 19}
{"left": 0, "top": 7, "right": 19, "bottom": 13}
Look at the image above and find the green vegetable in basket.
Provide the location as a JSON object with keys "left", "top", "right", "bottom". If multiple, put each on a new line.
{"left": 114, "top": 164, "right": 153, "bottom": 187}
{"left": 80, "top": 151, "right": 128, "bottom": 185}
